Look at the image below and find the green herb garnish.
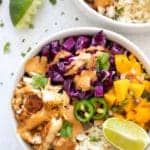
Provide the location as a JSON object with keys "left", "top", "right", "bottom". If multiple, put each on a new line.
{"left": 90, "top": 136, "right": 101, "bottom": 142}
{"left": 0, "top": 0, "right": 2, "bottom": 5}
{"left": 0, "top": 21, "right": 4, "bottom": 27}
{"left": 114, "top": 7, "right": 124, "bottom": 19}
{"left": 32, "top": 74, "right": 48, "bottom": 89}
{"left": 96, "top": 53, "right": 110, "bottom": 71}
{"left": 142, "top": 91, "right": 150, "bottom": 101}
{"left": 129, "top": 90, "right": 135, "bottom": 97}
{"left": 112, "top": 100, "right": 128, "bottom": 113}
{"left": 21, "top": 52, "right": 26, "bottom": 57}
{"left": 120, "top": 99, "right": 128, "bottom": 106}
{"left": 112, "top": 106, "right": 120, "bottom": 113}
{"left": 3, "top": 42, "right": 11, "bottom": 54}
{"left": 29, "top": 23, "right": 34, "bottom": 29}
{"left": 21, "top": 47, "right": 32, "bottom": 58}
{"left": 49, "top": 0, "right": 57, "bottom": 5}
{"left": 60, "top": 121, "right": 73, "bottom": 138}
{"left": 27, "top": 47, "right": 31, "bottom": 52}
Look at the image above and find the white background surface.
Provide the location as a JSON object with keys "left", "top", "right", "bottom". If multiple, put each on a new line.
{"left": 0, "top": 0, "right": 150, "bottom": 149}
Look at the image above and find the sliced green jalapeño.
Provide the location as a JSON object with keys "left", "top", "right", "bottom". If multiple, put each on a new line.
{"left": 74, "top": 100, "right": 94, "bottom": 123}
{"left": 90, "top": 97, "right": 108, "bottom": 120}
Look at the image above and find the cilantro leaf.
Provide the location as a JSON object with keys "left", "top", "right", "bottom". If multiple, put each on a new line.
{"left": 21, "top": 52, "right": 26, "bottom": 57}
{"left": 29, "top": 24, "right": 34, "bottom": 29}
{"left": 60, "top": 121, "right": 73, "bottom": 138}
{"left": 90, "top": 136, "right": 101, "bottom": 142}
{"left": 21, "top": 47, "right": 32, "bottom": 58}
{"left": 32, "top": 74, "right": 48, "bottom": 89}
{"left": 120, "top": 99, "right": 128, "bottom": 106}
{"left": 49, "top": 0, "right": 57, "bottom": 5}
{"left": 112, "top": 106, "right": 120, "bottom": 113}
{"left": 3, "top": 42, "right": 11, "bottom": 54}
{"left": 0, "top": 21, "right": 4, "bottom": 27}
{"left": 142, "top": 91, "right": 150, "bottom": 101}
{"left": 96, "top": 53, "right": 110, "bottom": 71}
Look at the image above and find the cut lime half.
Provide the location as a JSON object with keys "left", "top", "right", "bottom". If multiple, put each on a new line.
{"left": 9, "top": 0, "right": 43, "bottom": 28}
{"left": 103, "top": 117, "right": 150, "bottom": 150}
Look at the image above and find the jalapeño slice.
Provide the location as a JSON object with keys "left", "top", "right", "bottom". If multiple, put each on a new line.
{"left": 90, "top": 97, "right": 108, "bottom": 120}
{"left": 74, "top": 100, "right": 94, "bottom": 123}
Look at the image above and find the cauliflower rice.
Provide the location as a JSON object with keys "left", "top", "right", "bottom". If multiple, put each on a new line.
{"left": 86, "top": 0, "right": 150, "bottom": 23}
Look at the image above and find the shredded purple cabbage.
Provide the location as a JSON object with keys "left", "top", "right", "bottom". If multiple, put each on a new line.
{"left": 91, "top": 31, "right": 107, "bottom": 47}
{"left": 63, "top": 79, "right": 94, "bottom": 99}
{"left": 108, "top": 42, "right": 125, "bottom": 55}
{"left": 94, "top": 84, "right": 104, "bottom": 97}
{"left": 41, "top": 31, "right": 128, "bottom": 100}
{"left": 75, "top": 35, "right": 91, "bottom": 50}
{"left": 47, "top": 66, "right": 64, "bottom": 84}
{"left": 62, "top": 37, "right": 76, "bottom": 51}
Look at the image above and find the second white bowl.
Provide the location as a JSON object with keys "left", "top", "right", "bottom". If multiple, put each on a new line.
{"left": 75, "top": 0, "right": 150, "bottom": 34}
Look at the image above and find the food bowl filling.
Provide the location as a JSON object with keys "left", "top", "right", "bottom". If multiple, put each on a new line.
{"left": 85, "top": 0, "right": 150, "bottom": 23}
{"left": 12, "top": 31, "right": 150, "bottom": 150}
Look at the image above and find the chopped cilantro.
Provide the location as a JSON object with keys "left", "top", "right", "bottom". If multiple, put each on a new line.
{"left": 114, "top": 7, "right": 124, "bottom": 19}
{"left": 0, "top": 21, "right": 4, "bottom": 27}
{"left": 0, "top": 0, "right": 2, "bottom": 5}
{"left": 120, "top": 99, "right": 128, "bottom": 106}
{"left": 3, "top": 42, "right": 11, "bottom": 54}
{"left": 27, "top": 47, "right": 31, "bottom": 52}
{"left": 21, "top": 52, "right": 26, "bottom": 57}
{"left": 29, "top": 24, "right": 34, "bottom": 29}
{"left": 112, "top": 106, "right": 119, "bottom": 112}
{"left": 21, "top": 47, "right": 32, "bottom": 58}
{"left": 112, "top": 100, "right": 128, "bottom": 113}
{"left": 142, "top": 91, "right": 150, "bottom": 101}
{"left": 129, "top": 90, "right": 135, "bottom": 96}
{"left": 60, "top": 121, "right": 73, "bottom": 138}
{"left": 32, "top": 74, "right": 48, "bottom": 89}
{"left": 49, "top": 0, "right": 57, "bottom": 5}
{"left": 96, "top": 53, "right": 110, "bottom": 71}
{"left": 90, "top": 136, "right": 101, "bottom": 142}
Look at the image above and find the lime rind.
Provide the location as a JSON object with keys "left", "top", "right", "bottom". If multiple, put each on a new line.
{"left": 103, "top": 118, "right": 150, "bottom": 150}
{"left": 16, "top": 0, "right": 43, "bottom": 28}
{"left": 10, "top": 0, "right": 43, "bottom": 28}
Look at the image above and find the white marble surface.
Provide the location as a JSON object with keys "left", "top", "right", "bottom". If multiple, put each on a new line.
{"left": 0, "top": 0, "right": 150, "bottom": 149}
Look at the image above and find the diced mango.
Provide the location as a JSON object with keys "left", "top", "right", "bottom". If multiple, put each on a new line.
{"left": 104, "top": 89, "right": 116, "bottom": 106}
{"left": 115, "top": 55, "right": 131, "bottom": 74}
{"left": 129, "top": 83, "right": 145, "bottom": 97}
{"left": 113, "top": 113, "right": 124, "bottom": 119}
{"left": 114, "top": 79, "right": 130, "bottom": 102}
{"left": 129, "top": 55, "right": 137, "bottom": 62}
{"left": 134, "top": 100, "right": 150, "bottom": 125}
{"left": 144, "top": 81, "right": 150, "bottom": 92}
{"left": 129, "top": 55, "right": 142, "bottom": 75}
{"left": 126, "top": 111, "right": 135, "bottom": 121}
{"left": 123, "top": 98, "right": 134, "bottom": 112}
{"left": 94, "top": 0, "right": 113, "bottom": 7}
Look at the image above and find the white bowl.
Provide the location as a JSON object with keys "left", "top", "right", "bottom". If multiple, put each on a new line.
{"left": 75, "top": 0, "right": 150, "bottom": 34}
{"left": 11, "top": 27, "right": 150, "bottom": 149}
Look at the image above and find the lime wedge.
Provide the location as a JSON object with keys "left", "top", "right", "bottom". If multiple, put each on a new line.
{"left": 103, "top": 118, "right": 150, "bottom": 150}
{"left": 9, "top": 0, "right": 43, "bottom": 28}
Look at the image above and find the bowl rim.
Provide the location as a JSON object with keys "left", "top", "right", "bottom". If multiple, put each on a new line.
{"left": 11, "top": 27, "right": 150, "bottom": 149}
{"left": 77, "top": 0, "right": 150, "bottom": 28}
